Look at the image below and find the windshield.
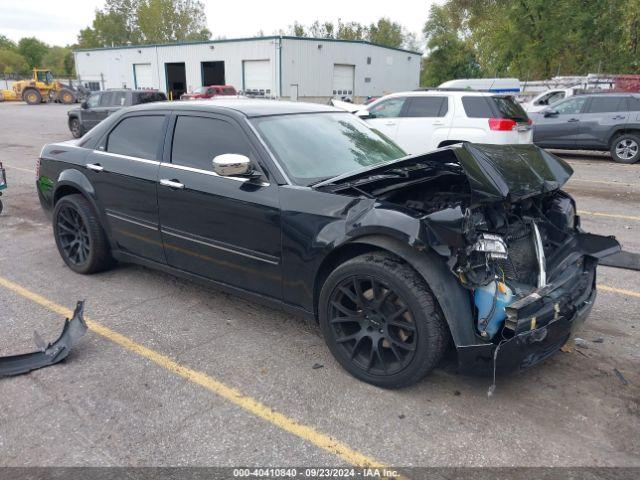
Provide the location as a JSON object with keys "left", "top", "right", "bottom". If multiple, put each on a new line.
{"left": 251, "top": 112, "right": 406, "bottom": 185}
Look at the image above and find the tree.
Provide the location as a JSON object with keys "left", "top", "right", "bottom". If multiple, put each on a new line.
{"left": 0, "top": 35, "right": 17, "bottom": 51}
{"left": 77, "top": 0, "right": 210, "bottom": 48}
{"left": 0, "top": 49, "right": 29, "bottom": 75}
{"left": 368, "top": 18, "right": 404, "bottom": 48}
{"left": 17, "top": 37, "right": 49, "bottom": 69}
{"left": 42, "top": 46, "right": 75, "bottom": 76}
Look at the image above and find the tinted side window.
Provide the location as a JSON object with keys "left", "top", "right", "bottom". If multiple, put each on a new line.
{"left": 87, "top": 93, "right": 100, "bottom": 108}
{"left": 111, "top": 91, "right": 128, "bottom": 107}
{"left": 403, "top": 97, "right": 448, "bottom": 117}
{"left": 461, "top": 97, "right": 495, "bottom": 118}
{"left": 106, "top": 115, "right": 165, "bottom": 160}
{"left": 134, "top": 91, "right": 167, "bottom": 104}
{"left": 171, "top": 116, "right": 251, "bottom": 170}
{"left": 368, "top": 97, "right": 406, "bottom": 118}
{"left": 628, "top": 96, "right": 640, "bottom": 111}
{"left": 554, "top": 97, "right": 587, "bottom": 115}
{"left": 100, "top": 92, "right": 114, "bottom": 106}
{"left": 586, "top": 96, "right": 626, "bottom": 113}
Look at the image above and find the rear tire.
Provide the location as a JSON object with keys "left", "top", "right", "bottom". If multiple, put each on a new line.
{"left": 319, "top": 252, "right": 449, "bottom": 388}
{"left": 69, "top": 118, "right": 85, "bottom": 138}
{"left": 23, "top": 89, "right": 42, "bottom": 105}
{"left": 610, "top": 133, "right": 640, "bottom": 164}
{"left": 53, "top": 194, "right": 113, "bottom": 274}
{"left": 59, "top": 89, "right": 76, "bottom": 104}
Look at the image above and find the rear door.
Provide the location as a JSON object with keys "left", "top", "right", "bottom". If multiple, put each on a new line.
{"left": 394, "top": 95, "right": 451, "bottom": 153}
{"left": 577, "top": 96, "right": 629, "bottom": 148}
{"left": 85, "top": 112, "right": 168, "bottom": 262}
{"left": 364, "top": 96, "right": 407, "bottom": 143}
{"left": 82, "top": 93, "right": 102, "bottom": 129}
{"left": 532, "top": 96, "right": 588, "bottom": 148}
{"left": 157, "top": 113, "right": 281, "bottom": 298}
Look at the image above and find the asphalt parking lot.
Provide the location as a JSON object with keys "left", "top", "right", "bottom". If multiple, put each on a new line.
{"left": 0, "top": 102, "right": 639, "bottom": 469}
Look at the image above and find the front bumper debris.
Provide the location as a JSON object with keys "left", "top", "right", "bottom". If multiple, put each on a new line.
{"left": 0, "top": 301, "right": 87, "bottom": 377}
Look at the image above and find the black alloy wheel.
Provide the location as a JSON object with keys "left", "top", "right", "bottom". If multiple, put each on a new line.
{"left": 56, "top": 204, "right": 91, "bottom": 266}
{"left": 328, "top": 275, "right": 417, "bottom": 376}
{"left": 319, "top": 252, "right": 449, "bottom": 388}
{"left": 53, "top": 194, "right": 113, "bottom": 274}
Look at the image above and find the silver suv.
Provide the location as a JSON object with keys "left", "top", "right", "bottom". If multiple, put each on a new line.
{"left": 530, "top": 93, "right": 640, "bottom": 163}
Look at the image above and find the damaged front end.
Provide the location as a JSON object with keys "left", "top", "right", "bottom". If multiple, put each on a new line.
{"left": 0, "top": 301, "right": 87, "bottom": 377}
{"left": 317, "top": 143, "right": 620, "bottom": 374}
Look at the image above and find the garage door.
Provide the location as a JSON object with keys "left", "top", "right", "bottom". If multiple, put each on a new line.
{"left": 133, "top": 63, "right": 153, "bottom": 89}
{"left": 333, "top": 64, "right": 355, "bottom": 97}
{"left": 243, "top": 60, "right": 272, "bottom": 95}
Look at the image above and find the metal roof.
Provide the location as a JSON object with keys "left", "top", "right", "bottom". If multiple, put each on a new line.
{"left": 73, "top": 35, "right": 423, "bottom": 56}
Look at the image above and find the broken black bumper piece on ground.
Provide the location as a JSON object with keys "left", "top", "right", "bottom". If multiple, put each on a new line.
{"left": 0, "top": 301, "right": 87, "bottom": 377}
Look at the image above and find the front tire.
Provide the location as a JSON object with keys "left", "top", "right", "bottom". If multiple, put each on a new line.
{"left": 69, "top": 118, "right": 85, "bottom": 138}
{"left": 319, "top": 252, "right": 448, "bottom": 388}
{"left": 610, "top": 133, "right": 640, "bottom": 164}
{"left": 53, "top": 194, "right": 113, "bottom": 274}
{"left": 23, "top": 89, "right": 42, "bottom": 105}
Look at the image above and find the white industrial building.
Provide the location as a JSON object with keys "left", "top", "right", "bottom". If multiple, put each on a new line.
{"left": 74, "top": 36, "right": 422, "bottom": 102}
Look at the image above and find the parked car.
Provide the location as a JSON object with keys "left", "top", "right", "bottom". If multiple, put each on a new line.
{"left": 37, "top": 100, "right": 618, "bottom": 388}
{"left": 354, "top": 90, "right": 532, "bottom": 154}
{"left": 530, "top": 93, "right": 640, "bottom": 163}
{"left": 67, "top": 89, "right": 167, "bottom": 138}
{"left": 180, "top": 85, "right": 237, "bottom": 100}
{"left": 521, "top": 87, "right": 579, "bottom": 113}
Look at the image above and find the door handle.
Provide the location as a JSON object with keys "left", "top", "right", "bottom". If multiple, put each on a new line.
{"left": 612, "top": 115, "right": 626, "bottom": 120}
{"left": 159, "top": 179, "right": 185, "bottom": 189}
{"left": 567, "top": 118, "right": 580, "bottom": 122}
{"left": 86, "top": 163, "right": 104, "bottom": 172}
{"left": 384, "top": 121, "right": 396, "bottom": 126}
{"left": 433, "top": 121, "right": 445, "bottom": 126}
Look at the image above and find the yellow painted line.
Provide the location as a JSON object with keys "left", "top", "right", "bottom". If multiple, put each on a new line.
{"left": 4, "top": 164, "right": 33, "bottom": 174}
{"left": 0, "top": 275, "right": 388, "bottom": 470}
{"left": 598, "top": 284, "right": 640, "bottom": 299}
{"left": 579, "top": 210, "right": 640, "bottom": 222}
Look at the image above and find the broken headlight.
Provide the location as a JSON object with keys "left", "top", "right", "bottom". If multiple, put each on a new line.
{"left": 473, "top": 233, "right": 508, "bottom": 260}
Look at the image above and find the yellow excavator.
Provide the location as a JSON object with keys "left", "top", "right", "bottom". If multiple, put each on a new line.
{"left": 0, "top": 69, "right": 78, "bottom": 105}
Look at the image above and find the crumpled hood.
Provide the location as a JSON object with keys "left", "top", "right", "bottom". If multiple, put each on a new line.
{"left": 315, "top": 143, "right": 573, "bottom": 202}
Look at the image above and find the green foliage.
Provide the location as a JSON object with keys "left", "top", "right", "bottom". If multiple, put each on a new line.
{"left": 77, "top": 0, "right": 210, "bottom": 48}
{"left": 421, "top": 0, "right": 640, "bottom": 86}
{"left": 0, "top": 35, "right": 17, "bottom": 51}
{"left": 42, "top": 46, "right": 75, "bottom": 77}
{"left": 0, "top": 49, "right": 29, "bottom": 75}
{"left": 287, "top": 18, "right": 418, "bottom": 50}
{"left": 18, "top": 37, "right": 49, "bottom": 69}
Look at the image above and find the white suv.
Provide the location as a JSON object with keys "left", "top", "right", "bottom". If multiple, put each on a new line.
{"left": 355, "top": 90, "right": 533, "bottom": 155}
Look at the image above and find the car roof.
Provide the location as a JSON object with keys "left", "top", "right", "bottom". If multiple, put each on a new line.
{"left": 382, "top": 90, "right": 503, "bottom": 99}
{"left": 128, "top": 99, "right": 341, "bottom": 117}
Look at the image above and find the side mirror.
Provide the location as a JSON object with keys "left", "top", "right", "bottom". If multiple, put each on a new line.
{"left": 543, "top": 109, "right": 558, "bottom": 117}
{"left": 213, "top": 154, "right": 253, "bottom": 177}
{"left": 355, "top": 109, "right": 372, "bottom": 119}
{"left": 81, "top": 101, "right": 88, "bottom": 109}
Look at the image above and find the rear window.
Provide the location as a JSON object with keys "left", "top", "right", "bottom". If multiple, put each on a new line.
{"left": 134, "top": 91, "right": 167, "bottom": 104}
{"left": 106, "top": 115, "right": 165, "bottom": 160}
{"left": 586, "top": 96, "right": 626, "bottom": 113}
{"left": 628, "top": 96, "right": 640, "bottom": 111}
{"left": 403, "top": 97, "right": 448, "bottom": 117}
{"left": 462, "top": 96, "right": 529, "bottom": 122}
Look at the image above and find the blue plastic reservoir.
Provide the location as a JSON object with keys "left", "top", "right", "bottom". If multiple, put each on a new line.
{"left": 474, "top": 281, "right": 514, "bottom": 339}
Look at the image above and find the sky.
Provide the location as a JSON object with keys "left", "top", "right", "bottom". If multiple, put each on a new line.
{"left": 0, "top": 0, "right": 444, "bottom": 47}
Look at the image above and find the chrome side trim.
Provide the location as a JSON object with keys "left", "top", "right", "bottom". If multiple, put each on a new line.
{"left": 161, "top": 228, "right": 279, "bottom": 265}
{"left": 244, "top": 118, "right": 292, "bottom": 185}
{"left": 159, "top": 162, "right": 269, "bottom": 186}
{"left": 94, "top": 150, "right": 160, "bottom": 165}
{"left": 106, "top": 210, "right": 159, "bottom": 231}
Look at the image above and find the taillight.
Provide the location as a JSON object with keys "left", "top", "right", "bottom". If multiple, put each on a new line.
{"left": 488, "top": 118, "right": 517, "bottom": 131}
{"left": 527, "top": 118, "right": 533, "bottom": 125}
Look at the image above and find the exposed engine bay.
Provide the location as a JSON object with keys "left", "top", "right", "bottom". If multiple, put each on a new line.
{"left": 316, "top": 143, "right": 620, "bottom": 346}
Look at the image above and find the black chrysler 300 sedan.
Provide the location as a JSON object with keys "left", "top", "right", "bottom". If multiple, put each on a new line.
{"left": 36, "top": 100, "right": 619, "bottom": 388}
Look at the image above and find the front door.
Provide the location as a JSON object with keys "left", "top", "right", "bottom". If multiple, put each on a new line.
{"left": 157, "top": 113, "right": 281, "bottom": 299}
{"left": 82, "top": 92, "right": 102, "bottom": 129}
{"left": 85, "top": 112, "right": 168, "bottom": 262}
{"left": 365, "top": 96, "right": 407, "bottom": 144}
{"left": 532, "top": 96, "right": 588, "bottom": 148}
